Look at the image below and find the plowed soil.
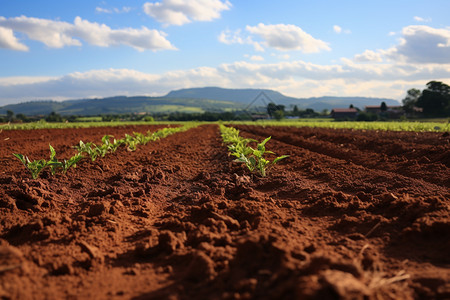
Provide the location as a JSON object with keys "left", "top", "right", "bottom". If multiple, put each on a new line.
{"left": 0, "top": 124, "right": 449, "bottom": 300}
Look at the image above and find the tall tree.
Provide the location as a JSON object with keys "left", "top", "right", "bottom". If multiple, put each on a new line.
{"left": 380, "top": 101, "right": 387, "bottom": 112}
{"left": 402, "top": 88, "right": 421, "bottom": 113}
{"left": 267, "top": 103, "right": 285, "bottom": 117}
{"left": 6, "top": 110, "right": 14, "bottom": 122}
{"left": 267, "top": 102, "right": 278, "bottom": 117}
{"left": 417, "top": 81, "right": 450, "bottom": 116}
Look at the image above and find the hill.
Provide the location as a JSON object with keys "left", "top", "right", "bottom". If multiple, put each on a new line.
{"left": 167, "top": 87, "right": 399, "bottom": 111}
{"left": 0, "top": 95, "right": 243, "bottom": 116}
{"left": 0, "top": 87, "right": 399, "bottom": 116}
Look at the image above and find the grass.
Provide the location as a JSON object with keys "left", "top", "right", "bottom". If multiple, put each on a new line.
{"left": 2, "top": 118, "right": 449, "bottom": 132}
{"left": 0, "top": 120, "right": 193, "bottom": 130}
{"left": 227, "top": 119, "right": 450, "bottom": 132}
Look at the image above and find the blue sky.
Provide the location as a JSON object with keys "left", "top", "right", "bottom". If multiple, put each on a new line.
{"left": 1, "top": 0, "right": 449, "bottom": 106}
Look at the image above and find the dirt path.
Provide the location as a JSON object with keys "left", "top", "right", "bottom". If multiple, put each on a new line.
{"left": 0, "top": 124, "right": 449, "bottom": 299}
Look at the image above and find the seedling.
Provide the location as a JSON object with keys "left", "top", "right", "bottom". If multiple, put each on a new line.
{"left": 133, "top": 132, "right": 150, "bottom": 145}
{"left": 13, "top": 144, "right": 62, "bottom": 179}
{"left": 48, "top": 144, "right": 63, "bottom": 175}
{"left": 235, "top": 137, "right": 289, "bottom": 177}
{"left": 220, "top": 125, "right": 289, "bottom": 177}
{"left": 61, "top": 153, "right": 84, "bottom": 173}
{"left": 122, "top": 134, "right": 138, "bottom": 151}
{"left": 75, "top": 141, "right": 100, "bottom": 161}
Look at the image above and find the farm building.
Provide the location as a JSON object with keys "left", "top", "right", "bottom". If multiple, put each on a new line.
{"left": 365, "top": 105, "right": 404, "bottom": 118}
{"left": 331, "top": 108, "right": 358, "bottom": 120}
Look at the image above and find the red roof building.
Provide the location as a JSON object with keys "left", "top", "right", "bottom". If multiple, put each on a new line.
{"left": 331, "top": 108, "right": 358, "bottom": 120}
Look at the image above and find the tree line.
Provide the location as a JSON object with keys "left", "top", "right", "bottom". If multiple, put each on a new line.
{"left": 403, "top": 81, "right": 450, "bottom": 117}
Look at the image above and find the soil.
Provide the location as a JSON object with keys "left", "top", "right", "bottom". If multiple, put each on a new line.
{"left": 0, "top": 124, "right": 449, "bottom": 300}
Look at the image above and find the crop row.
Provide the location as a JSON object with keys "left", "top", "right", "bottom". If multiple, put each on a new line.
{"left": 13, "top": 125, "right": 194, "bottom": 179}
{"left": 231, "top": 120, "right": 450, "bottom": 132}
{"left": 219, "top": 124, "right": 288, "bottom": 177}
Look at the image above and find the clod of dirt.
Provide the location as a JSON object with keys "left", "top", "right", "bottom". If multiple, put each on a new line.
{"left": 87, "top": 202, "right": 111, "bottom": 217}
{"left": 184, "top": 251, "right": 217, "bottom": 281}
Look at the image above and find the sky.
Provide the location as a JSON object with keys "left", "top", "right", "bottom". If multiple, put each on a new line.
{"left": 1, "top": 0, "right": 450, "bottom": 106}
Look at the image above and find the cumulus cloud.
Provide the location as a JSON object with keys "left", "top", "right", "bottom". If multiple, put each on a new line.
{"left": 219, "top": 23, "right": 330, "bottom": 53}
{"left": 0, "top": 26, "right": 28, "bottom": 51}
{"left": 414, "top": 16, "right": 431, "bottom": 22}
{"left": 386, "top": 25, "right": 450, "bottom": 63}
{"left": 353, "top": 50, "right": 383, "bottom": 62}
{"left": 244, "top": 55, "right": 264, "bottom": 61}
{"left": 333, "top": 25, "right": 350, "bottom": 34}
{"left": 0, "top": 15, "right": 176, "bottom": 51}
{"left": 143, "top": 0, "right": 231, "bottom": 26}
{"left": 218, "top": 29, "right": 264, "bottom": 51}
{"left": 2, "top": 55, "right": 450, "bottom": 105}
{"left": 353, "top": 25, "right": 450, "bottom": 64}
{"left": 333, "top": 25, "right": 342, "bottom": 34}
{"left": 246, "top": 23, "right": 330, "bottom": 52}
{"left": 96, "top": 6, "right": 132, "bottom": 14}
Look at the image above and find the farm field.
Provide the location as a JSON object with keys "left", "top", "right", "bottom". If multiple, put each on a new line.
{"left": 0, "top": 124, "right": 449, "bottom": 299}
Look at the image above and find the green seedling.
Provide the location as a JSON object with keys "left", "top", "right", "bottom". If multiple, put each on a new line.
{"left": 13, "top": 154, "right": 48, "bottom": 179}
{"left": 75, "top": 141, "right": 100, "bottom": 161}
{"left": 108, "top": 137, "right": 123, "bottom": 153}
{"left": 123, "top": 134, "right": 138, "bottom": 151}
{"left": 62, "top": 153, "right": 84, "bottom": 173}
{"left": 13, "top": 144, "right": 62, "bottom": 179}
{"left": 48, "top": 144, "right": 63, "bottom": 175}
{"left": 235, "top": 137, "right": 289, "bottom": 176}
{"left": 133, "top": 132, "right": 150, "bottom": 145}
{"left": 220, "top": 125, "right": 289, "bottom": 177}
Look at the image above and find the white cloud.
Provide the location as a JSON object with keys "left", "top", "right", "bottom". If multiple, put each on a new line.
{"left": 0, "top": 16, "right": 81, "bottom": 48}
{"left": 353, "top": 50, "right": 383, "bottom": 62}
{"left": 0, "top": 15, "right": 176, "bottom": 51}
{"left": 333, "top": 25, "right": 350, "bottom": 34}
{"left": 220, "top": 23, "right": 330, "bottom": 53}
{"left": 245, "top": 23, "right": 330, "bottom": 53}
{"left": 96, "top": 6, "right": 132, "bottom": 14}
{"left": 353, "top": 25, "right": 450, "bottom": 64}
{"left": 2, "top": 55, "right": 450, "bottom": 105}
{"left": 249, "top": 55, "right": 264, "bottom": 61}
{"left": 96, "top": 7, "right": 112, "bottom": 14}
{"left": 143, "top": 0, "right": 231, "bottom": 26}
{"left": 414, "top": 16, "right": 431, "bottom": 22}
{"left": 218, "top": 29, "right": 244, "bottom": 45}
{"left": 0, "top": 26, "right": 28, "bottom": 51}
{"left": 386, "top": 25, "right": 450, "bottom": 63}
{"left": 333, "top": 25, "right": 342, "bottom": 34}
{"left": 218, "top": 29, "right": 264, "bottom": 51}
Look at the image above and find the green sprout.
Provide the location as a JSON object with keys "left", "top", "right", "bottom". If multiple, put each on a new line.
{"left": 75, "top": 141, "right": 100, "bottom": 161}
{"left": 220, "top": 125, "right": 289, "bottom": 177}
{"left": 13, "top": 144, "right": 62, "bottom": 179}
{"left": 61, "top": 153, "right": 84, "bottom": 173}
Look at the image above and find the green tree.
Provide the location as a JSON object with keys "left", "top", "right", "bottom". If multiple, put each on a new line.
{"left": 267, "top": 103, "right": 285, "bottom": 118}
{"left": 416, "top": 81, "right": 450, "bottom": 117}
{"left": 45, "top": 112, "right": 63, "bottom": 122}
{"left": 380, "top": 101, "right": 387, "bottom": 112}
{"left": 402, "top": 88, "right": 421, "bottom": 114}
{"left": 273, "top": 109, "right": 284, "bottom": 120}
{"left": 16, "top": 113, "right": 29, "bottom": 122}
{"left": 6, "top": 110, "right": 14, "bottom": 122}
{"left": 267, "top": 103, "right": 277, "bottom": 117}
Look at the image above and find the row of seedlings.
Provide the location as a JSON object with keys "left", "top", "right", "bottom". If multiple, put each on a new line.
{"left": 13, "top": 125, "right": 195, "bottom": 179}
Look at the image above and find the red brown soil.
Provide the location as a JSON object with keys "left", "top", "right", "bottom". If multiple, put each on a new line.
{"left": 0, "top": 124, "right": 449, "bottom": 299}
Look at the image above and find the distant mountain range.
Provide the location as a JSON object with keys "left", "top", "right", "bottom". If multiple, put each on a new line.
{"left": 0, "top": 87, "right": 399, "bottom": 116}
